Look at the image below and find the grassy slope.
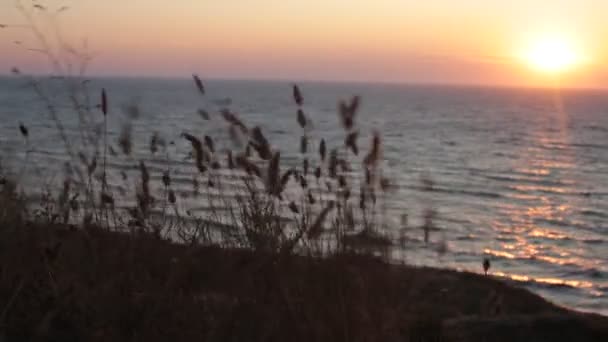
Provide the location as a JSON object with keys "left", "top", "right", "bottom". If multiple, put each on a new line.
{"left": 0, "top": 222, "right": 606, "bottom": 342}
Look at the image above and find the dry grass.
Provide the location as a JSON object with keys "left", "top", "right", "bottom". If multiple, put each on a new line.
{"left": 0, "top": 218, "right": 606, "bottom": 342}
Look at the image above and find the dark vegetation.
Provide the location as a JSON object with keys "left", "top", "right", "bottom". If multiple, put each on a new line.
{"left": 1, "top": 2, "right": 607, "bottom": 341}
{"left": 1, "top": 208, "right": 607, "bottom": 341}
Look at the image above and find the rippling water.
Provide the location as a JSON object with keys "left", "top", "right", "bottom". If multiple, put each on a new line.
{"left": 1, "top": 77, "right": 607, "bottom": 315}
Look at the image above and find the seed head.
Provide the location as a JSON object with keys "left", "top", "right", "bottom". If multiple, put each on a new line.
{"left": 192, "top": 74, "right": 205, "bottom": 95}
{"left": 293, "top": 84, "right": 303, "bottom": 106}
{"left": 101, "top": 88, "right": 108, "bottom": 116}
{"left": 18, "top": 122, "right": 28, "bottom": 138}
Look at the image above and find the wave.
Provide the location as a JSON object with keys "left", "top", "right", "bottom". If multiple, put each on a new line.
{"left": 581, "top": 238, "right": 605, "bottom": 245}
{"left": 570, "top": 142, "right": 608, "bottom": 149}
{"left": 580, "top": 210, "right": 608, "bottom": 219}
{"left": 483, "top": 174, "right": 574, "bottom": 188}
{"left": 584, "top": 125, "right": 608, "bottom": 133}
{"left": 531, "top": 217, "right": 604, "bottom": 234}
{"left": 507, "top": 184, "right": 599, "bottom": 198}
{"left": 563, "top": 268, "right": 605, "bottom": 280}
{"left": 403, "top": 185, "right": 502, "bottom": 199}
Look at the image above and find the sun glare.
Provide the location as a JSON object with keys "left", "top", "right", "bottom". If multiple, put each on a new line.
{"left": 523, "top": 37, "right": 582, "bottom": 74}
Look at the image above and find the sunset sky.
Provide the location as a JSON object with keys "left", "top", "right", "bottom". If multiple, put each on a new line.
{"left": 1, "top": 0, "right": 607, "bottom": 88}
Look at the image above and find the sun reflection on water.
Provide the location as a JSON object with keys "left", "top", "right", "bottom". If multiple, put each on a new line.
{"left": 528, "top": 228, "right": 568, "bottom": 240}
{"left": 492, "top": 271, "right": 594, "bottom": 289}
{"left": 484, "top": 91, "right": 603, "bottom": 292}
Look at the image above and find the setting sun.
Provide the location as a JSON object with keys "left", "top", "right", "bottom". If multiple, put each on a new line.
{"left": 522, "top": 37, "right": 583, "bottom": 74}
{"left": 0, "top": 0, "right": 607, "bottom": 87}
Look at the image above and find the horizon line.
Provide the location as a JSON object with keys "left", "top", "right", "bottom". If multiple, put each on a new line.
{"left": 0, "top": 72, "right": 606, "bottom": 92}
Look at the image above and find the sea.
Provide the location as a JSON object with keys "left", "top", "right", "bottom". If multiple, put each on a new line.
{"left": 0, "top": 76, "right": 606, "bottom": 315}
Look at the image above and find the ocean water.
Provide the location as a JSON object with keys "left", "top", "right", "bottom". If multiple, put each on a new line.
{"left": 0, "top": 76, "right": 607, "bottom": 315}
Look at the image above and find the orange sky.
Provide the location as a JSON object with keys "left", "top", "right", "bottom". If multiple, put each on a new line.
{"left": 1, "top": 0, "right": 607, "bottom": 88}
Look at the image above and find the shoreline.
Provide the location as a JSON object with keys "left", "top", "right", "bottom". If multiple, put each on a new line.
{"left": 1, "top": 222, "right": 606, "bottom": 341}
